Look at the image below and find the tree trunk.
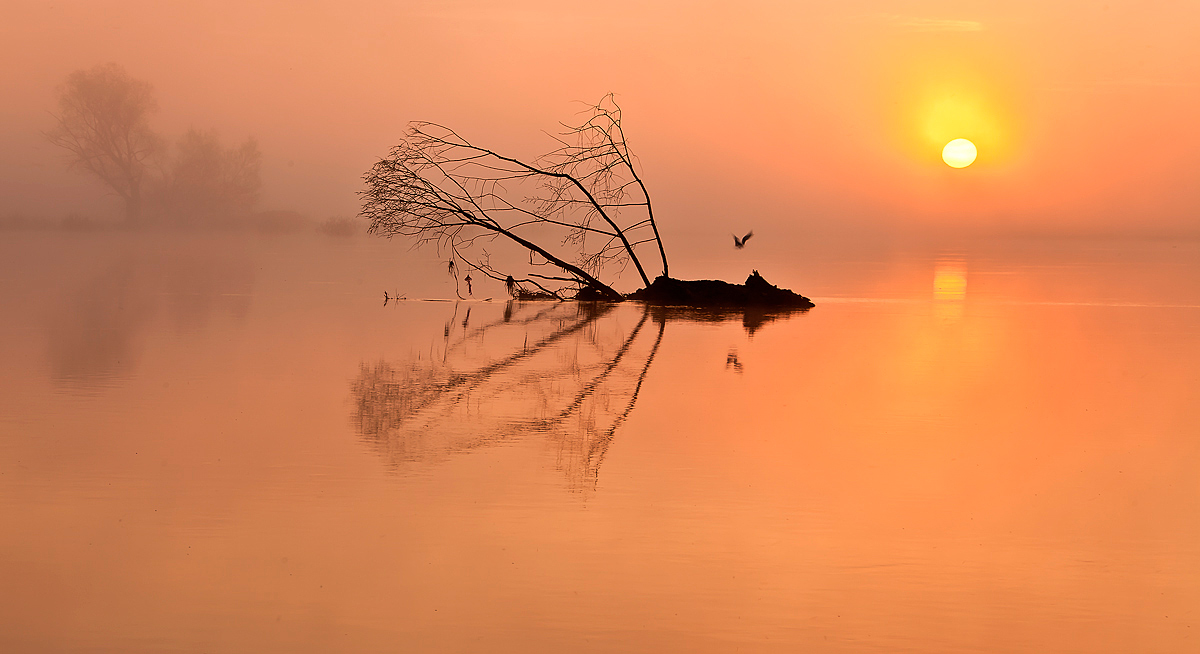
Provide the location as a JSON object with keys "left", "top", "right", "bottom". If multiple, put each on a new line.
{"left": 124, "top": 185, "right": 142, "bottom": 226}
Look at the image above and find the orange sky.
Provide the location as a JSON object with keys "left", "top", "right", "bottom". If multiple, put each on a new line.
{"left": 2, "top": 0, "right": 1198, "bottom": 235}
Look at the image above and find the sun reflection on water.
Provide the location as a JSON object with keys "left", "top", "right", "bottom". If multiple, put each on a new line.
{"left": 933, "top": 260, "right": 967, "bottom": 300}
{"left": 933, "top": 259, "right": 967, "bottom": 319}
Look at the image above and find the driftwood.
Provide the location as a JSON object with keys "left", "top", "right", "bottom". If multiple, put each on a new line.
{"left": 362, "top": 97, "right": 813, "bottom": 307}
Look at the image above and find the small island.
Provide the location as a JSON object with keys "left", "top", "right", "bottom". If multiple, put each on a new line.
{"left": 623, "top": 271, "right": 813, "bottom": 308}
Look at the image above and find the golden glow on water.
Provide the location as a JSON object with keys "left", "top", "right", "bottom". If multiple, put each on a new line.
{"left": 3, "top": 234, "right": 1200, "bottom": 653}
{"left": 933, "top": 260, "right": 968, "bottom": 299}
{"left": 933, "top": 259, "right": 968, "bottom": 320}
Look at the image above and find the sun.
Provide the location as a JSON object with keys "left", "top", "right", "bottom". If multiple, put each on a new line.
{"left": 942, "top": 139, "right": 977, "bottom": 168}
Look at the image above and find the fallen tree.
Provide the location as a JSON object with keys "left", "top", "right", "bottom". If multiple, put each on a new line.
{"left": 360, "top": 96, "right": 812, "bottom": 308}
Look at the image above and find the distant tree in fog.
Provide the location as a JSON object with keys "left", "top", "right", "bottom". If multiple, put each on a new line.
{"left": 154, "top": 128, "right": 262, "bottom": 222}
{"left": 46, "top": 63, "right": 160, "bottom": 225}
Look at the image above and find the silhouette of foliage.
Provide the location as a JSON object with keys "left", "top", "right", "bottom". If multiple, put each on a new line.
{"left": 46, "top": 63, "right": 160, "bottom": 225}
{"left": 47, "top": 64, "right": 264, "bottom": 227}
{"left": 152, "top": 128, "right": 262, "bottom": 223}
{"left": 361, "top": 96, "right": 668, "bottom": 301}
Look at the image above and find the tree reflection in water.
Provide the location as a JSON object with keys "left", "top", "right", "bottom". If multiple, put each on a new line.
{"left": 351, "top": 301, "right": 807, "bottom": 490}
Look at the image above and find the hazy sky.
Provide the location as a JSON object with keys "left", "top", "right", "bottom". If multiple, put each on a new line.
{"left": 2, "top": 0, "right": 1198, "bottom": 235}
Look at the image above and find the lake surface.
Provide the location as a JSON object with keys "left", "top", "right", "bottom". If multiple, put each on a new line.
{"left": 2, "top": 230, "right": 1199, "bottom": 653}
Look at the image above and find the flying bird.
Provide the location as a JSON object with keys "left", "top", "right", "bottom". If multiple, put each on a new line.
{"left": 733, "top": 231, "right": 754, "bottom": 249}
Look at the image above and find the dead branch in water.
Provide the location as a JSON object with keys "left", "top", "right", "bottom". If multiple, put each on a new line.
{"left": 360, "top": 96, "right": 667, "bottom": 301}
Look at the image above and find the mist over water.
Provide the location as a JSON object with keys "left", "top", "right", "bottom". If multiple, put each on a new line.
{"left": 4, "top": 1, "right": 1200, "bottom": 234}
{"left": 4, "top": 2, "right": 1200, "bottom": 649}
{"left": 2, "top": 228, "right": 1199, "bottom": 652}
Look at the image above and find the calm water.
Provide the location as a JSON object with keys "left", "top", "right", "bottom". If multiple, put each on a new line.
{"left": 2, "top": 231, "right": 1199, "bottom": 653}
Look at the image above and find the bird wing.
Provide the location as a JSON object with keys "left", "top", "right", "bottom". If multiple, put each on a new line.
{"left": 732, "top": 233, "right": 741, "bottom": 246}
{"left": 742, "top": 231, "right": 754, "bottom": 243}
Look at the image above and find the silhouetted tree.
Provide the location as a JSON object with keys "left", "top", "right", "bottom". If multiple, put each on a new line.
{"left": 361, "top": 95, "right": 668, "bottom": 301}
{"left": 46, "top": 64, "right": 160, "bottom": 225}
{"left": 155, "top": 128, "right": 262, "bottom": 223}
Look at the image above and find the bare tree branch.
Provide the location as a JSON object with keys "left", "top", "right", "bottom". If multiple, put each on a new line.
{"left": 360, "top": 97, "right": 668, "bottom": 301}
